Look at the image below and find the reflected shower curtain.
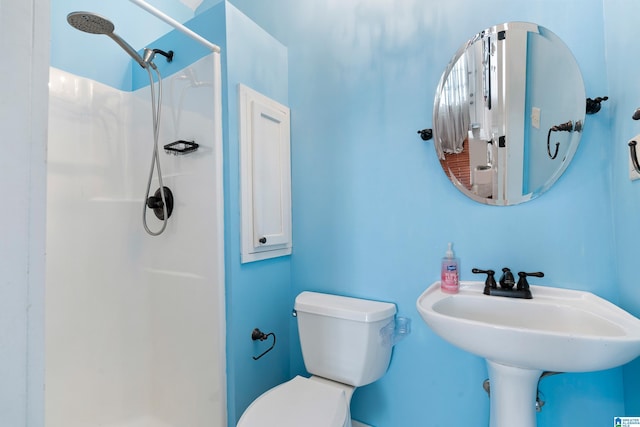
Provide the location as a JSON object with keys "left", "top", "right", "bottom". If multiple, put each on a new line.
{"left": 434, "top": 51, "right": 471, "bottom": 160}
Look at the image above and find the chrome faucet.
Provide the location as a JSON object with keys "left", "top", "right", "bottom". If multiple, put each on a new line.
{"left": 472, "top": 268, "right": 544, "bottom": 299}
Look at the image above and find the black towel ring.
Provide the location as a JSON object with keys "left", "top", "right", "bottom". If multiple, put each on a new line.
{"left": 546, "top": 121, "right": 574, "bottom": 160}
{"left": 629, "top": 141, "right": 640, "bottom": 174}
{"left": 546, "top": 129, "right": 560, "bottom": 160}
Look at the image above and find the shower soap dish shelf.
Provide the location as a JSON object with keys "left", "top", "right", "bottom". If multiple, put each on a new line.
{"left": 164, "top": 140, "right": 199, "bottom": 155}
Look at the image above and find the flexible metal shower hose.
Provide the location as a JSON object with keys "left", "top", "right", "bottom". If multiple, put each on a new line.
{"left": 142, "top": 65, "right": 169, "bottom": 236}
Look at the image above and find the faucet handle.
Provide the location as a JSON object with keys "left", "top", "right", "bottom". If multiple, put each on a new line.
{"left": 516, "top": 271, "right": 544, "bottom": 290}
{"left": 499, "top": 267, "right": 515, "bottom": 289}
{"left": 472, "top": 268, "right": 497, "bottom": 295}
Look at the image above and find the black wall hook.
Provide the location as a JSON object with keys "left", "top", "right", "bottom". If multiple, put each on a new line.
{"left": 417, "top": 128, "right": 433, "bottom": 141}
{"left": 251, "top": 328, "right": 276, "bottom": 360}
{"left": 586, "top": 96, "right": 608, "bottom": 114}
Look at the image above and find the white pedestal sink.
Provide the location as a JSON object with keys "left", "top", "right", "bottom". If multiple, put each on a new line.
{"left": 417, "top": 281, "right": 640, "bottom": 427}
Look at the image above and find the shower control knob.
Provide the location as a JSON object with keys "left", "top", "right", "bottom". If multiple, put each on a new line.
{"left": 147, "top": 187, "right": 174, "bottom": 221}
{"left": 259, "top": 237, "right": 267, "bottom": 244}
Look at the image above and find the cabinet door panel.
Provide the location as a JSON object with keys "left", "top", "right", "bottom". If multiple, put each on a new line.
{"left": 239, "top": 84, "right": 292, "bottom": 263}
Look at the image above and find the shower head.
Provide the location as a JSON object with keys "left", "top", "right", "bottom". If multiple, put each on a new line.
{"left": 67, "top": 11, "right": 148, "bottom": 69}
{"left": 66, "top": 11, "right": 114, "bottom": 34}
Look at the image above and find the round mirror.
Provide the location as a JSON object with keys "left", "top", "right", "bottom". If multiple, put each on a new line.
{"left": 433, "top": 22, "right": 585, "bottom": 205}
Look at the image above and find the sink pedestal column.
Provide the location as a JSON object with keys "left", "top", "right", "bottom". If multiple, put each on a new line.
{"left": 487, "top": 360, "right": 542, "bottom": 427}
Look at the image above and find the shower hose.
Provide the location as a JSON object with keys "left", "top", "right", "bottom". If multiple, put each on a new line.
{"left": 142, "top": 64, "right": 169, "bottom": 236}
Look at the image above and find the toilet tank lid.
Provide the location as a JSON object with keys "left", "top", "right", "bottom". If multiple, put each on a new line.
{"left": 295, "top": 291, "right": 396, "bottom": 322}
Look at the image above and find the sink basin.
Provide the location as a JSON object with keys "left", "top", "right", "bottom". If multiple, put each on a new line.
{"left": 417, "top": 281, "right": 640, "bottom": 372}
{"left": 417, "top": 281, "right": 640, "bottom": 427}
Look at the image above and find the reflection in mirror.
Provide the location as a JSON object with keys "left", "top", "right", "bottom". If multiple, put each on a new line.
{"left": 433, "top": 22, "right": 585, "bottom": 206}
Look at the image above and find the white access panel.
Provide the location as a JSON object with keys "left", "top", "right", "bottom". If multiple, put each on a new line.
{"left": 239, "top": 84, "right": 292, "bottom": 263}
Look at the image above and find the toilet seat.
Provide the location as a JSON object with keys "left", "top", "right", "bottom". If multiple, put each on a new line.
{"left": 237, "top": 376, "right": 350, "bottom": 427}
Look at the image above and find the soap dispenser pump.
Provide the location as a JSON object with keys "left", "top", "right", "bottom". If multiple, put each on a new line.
{"left": 440, "top": 242, "right": 459, "bottom": 294}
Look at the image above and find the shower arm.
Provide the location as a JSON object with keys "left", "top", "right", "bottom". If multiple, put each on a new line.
{"left": 152, "top": 48, "right": 173, "bottom": 62}
{"left": 143, "top": 48, "right": 174, "bottom": 66}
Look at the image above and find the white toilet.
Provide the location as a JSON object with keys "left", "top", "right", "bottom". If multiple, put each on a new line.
{"left": 237, "top": 291, "right": 398, "bottom": 427}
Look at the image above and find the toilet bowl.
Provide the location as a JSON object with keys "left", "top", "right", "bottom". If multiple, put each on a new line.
{"left": 472, "top": 164, "right": 493, "bottom": 198}
{"left": 237, "top": 291, "right": 397, "bottom": 427}
{"left": 237, "top": 376, "right": 352, "bottom": 427}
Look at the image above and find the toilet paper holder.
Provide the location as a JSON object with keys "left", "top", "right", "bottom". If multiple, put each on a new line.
{"left": 251, "top": 328, "right": 276, "bottom": 361}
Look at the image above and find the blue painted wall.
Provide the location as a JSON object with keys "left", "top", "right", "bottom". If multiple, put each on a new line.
{"left": 230, "top": 0, "right": 630, "bottom": 426}
{"left": 603, "top": 0, "right": 640, "bottom": 416}
{"left": 220, "top": 4, "right": 291, "bottom": 424}
{"left": 51, "top": 0, "right": 640, "bottom": 426}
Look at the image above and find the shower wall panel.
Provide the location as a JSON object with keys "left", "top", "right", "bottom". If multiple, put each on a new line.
{"left": 47, "top": 69, "right": 151, "bottom": 427}
{"left": 131, "top": 54, "right": 226, "bottom": 427}
{"left": 46, "top": 53, "right": 225, "bottom": 427}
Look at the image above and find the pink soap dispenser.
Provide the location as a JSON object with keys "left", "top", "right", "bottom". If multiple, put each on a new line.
{"left": 441, "top": 242, "right": 459, "bottom": 294}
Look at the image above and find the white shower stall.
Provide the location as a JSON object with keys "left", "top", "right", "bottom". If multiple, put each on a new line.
{"left": 46, "top": 52, "right": 226, "bottom": 427}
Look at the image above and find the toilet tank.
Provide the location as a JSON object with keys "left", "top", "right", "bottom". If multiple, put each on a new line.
{"left": 294, "top": 291, "right": 397, "bottom": 387}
